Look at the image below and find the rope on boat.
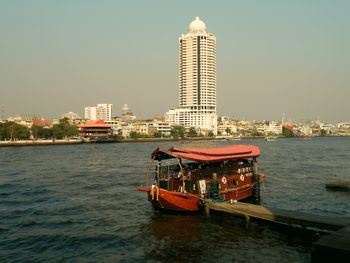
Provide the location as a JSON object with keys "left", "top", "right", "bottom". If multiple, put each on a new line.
{"left": 156, "top": 183, "right": 160, "bottom": 201}
{"left": 220, "top": 183, "right": 256, "bottom": 195}
{"left": 177, "top": 158, "right": 186, "bottom": 193}
{"left": 146, "top": 156, "right": 155, "bottom": 189}
{"left": 156, "top": 162, "right": 160, "bottom": 201}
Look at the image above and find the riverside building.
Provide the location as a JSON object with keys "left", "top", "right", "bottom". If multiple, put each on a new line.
{"left": 165, "top": 16, "right": 217, "bottom": 134}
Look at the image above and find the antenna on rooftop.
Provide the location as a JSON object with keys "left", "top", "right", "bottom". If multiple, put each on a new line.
{"left": 1, "top": 105, "right": 4, "bottom": 120}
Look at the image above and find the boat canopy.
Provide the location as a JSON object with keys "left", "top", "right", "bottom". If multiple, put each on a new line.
{"left": 151, "top": 145, "right": 261, "bottom": 162}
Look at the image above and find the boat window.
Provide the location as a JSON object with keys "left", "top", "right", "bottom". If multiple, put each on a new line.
{"left": 159, "top": 164, "right": 180, "bottom": 179}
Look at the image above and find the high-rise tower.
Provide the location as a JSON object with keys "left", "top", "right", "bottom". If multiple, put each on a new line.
{"left": 166, "top": 17, "right": 217, "bottom": 134}
{"left": 179, "top": 16, "right": 216, "bottom": 111}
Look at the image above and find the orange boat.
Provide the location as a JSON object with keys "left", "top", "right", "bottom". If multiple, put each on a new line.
{"left": 137, "top": 144, "right": 264, "bottom": 212}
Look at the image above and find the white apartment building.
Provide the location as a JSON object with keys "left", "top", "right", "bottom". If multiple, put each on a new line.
{"left": 217, "top": 121, "right": 238, "bottom": 135}
{"left": 61, "top": 111, "right": 80, "bottom": 120}
{"left": 84, "top": 103, "right": 113, "bottom": 121}
{"left": 131, "top": 122, "right": 156, "bottom": 136}
{"left": 337, "top": 122, "right": 350, "bottom": 129}
{"left": 97, "top": 104, "right": 112, "bottom": 121}
{"left": 84, "top": 107, "right": 97, "bottom": 120}
{"left": 268, "top": 121, "right": 282, "bottom": 134}
{"left": 320, "top": 123, "right": 335, "bottom": 134}
{"left": 152, "top": 120, "right": 172, "bottom": 136}
{"left": 165, "top": 17, "right": 217, "bottom": 134}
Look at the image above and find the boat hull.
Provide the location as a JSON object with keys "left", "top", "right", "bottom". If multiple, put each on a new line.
{"left": 137, "top": 187, "right": 201, "bottom": 212}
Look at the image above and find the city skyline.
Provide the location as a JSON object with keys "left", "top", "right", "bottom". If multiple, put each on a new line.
{"left": 1, "top": 1, "right": 349, "bottom": 123}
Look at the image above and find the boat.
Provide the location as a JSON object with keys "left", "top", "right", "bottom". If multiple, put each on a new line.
{"left": 295, "top": 134, "right": 312, "bottom": 139}
{"left": 137, "top": 144, "right": 264, "bottom": 212}
{"left": 227, "top": 135, "right": 242, "bottom": 141}
{"left": 265, "top": 136, "right": 278, "bottom": 142}
{"left": 215, "top": 135, "right": 242, "bottom": 141}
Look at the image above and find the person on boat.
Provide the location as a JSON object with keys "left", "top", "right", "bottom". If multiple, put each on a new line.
{"left": 208, "top": 173, "right": 221, "bottom": 200}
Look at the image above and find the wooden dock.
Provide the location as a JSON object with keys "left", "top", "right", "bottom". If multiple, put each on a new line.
{"left": 326, "top": 180, "right": 350, "bottom": 191}
{"left": 312, "top": 226, "right": 350, "bottom": 262}
{"left": 203, "top": 200, "right": 349, "bottom": 232}
{"left": 203, "top": 200, "right": 350, "bottom": 261}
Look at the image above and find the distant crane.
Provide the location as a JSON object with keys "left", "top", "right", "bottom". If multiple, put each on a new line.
{"left": 1, "top": 105, "right": 4, "bottom": 120}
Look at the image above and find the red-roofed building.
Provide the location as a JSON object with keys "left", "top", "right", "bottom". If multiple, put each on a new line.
{"left": 32, "top": 119, "right": 53, "bottom": 128}
{"left": 282, "top": 124, "right": 294, "bottom": 131}
{"left": 79, "top": 120, "right": 117, "bottom": 142}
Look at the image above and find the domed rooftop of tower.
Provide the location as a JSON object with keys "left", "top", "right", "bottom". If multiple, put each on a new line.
{"left": 122, "top": 104, "right": 129, "bottom": 112}
{"left": 189, "top": 16, "right": 206, "bottom": 33}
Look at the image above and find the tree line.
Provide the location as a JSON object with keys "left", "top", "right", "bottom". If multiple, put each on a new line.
{"left": 0, "top": 118, "right": 78, "bottom": 140}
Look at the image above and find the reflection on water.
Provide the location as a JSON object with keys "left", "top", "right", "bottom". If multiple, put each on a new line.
{"left": 141, "top": 212, "right": 315, "bottom": 262}
{"left": 0, "top": 137, "right": 349, "bottom": 262}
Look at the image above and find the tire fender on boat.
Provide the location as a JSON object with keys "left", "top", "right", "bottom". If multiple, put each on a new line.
{"left": 221, "top": 176, "right": 227, "bottom": 184}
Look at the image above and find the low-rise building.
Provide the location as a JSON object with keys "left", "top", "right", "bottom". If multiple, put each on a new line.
{"left": 217, "top": 121, "right": 238, "bottom": 135}
{"left": 320, "top": 123, "right": 336, "bottom": 134}
{"left": 120, "top": 124, "right": 134, "bottom": 138}
{"left": 152, "top": 120, "right": 171, "bottom": 137}
{"left": 267, "top": 121, "right": 282, "bottom": 134}
{"left": 7, "top": 114, "right": 41, "bottom": 128}
{"left": 165, "top": 108, "right": 217, "bottom": 135}
{"left": 61, "top": 112, "right": 80, "bottom": 121}
{"left": 32, "top": 119, "right": 53, "bottom": 128}
{"left": 131, "top": 121, "right": 156, "bottom": 136}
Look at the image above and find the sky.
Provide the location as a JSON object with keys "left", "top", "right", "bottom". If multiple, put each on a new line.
{"left": 0, "top": 0, "right": 349, "bottom": 123}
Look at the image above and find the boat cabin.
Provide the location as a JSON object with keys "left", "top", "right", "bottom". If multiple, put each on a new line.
{"left": 155, "top": 158, "right": 256, "bottom": 201}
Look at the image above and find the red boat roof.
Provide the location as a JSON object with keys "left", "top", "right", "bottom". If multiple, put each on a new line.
{"left": 152, "top": 144, "right": 261, "bottom": 162}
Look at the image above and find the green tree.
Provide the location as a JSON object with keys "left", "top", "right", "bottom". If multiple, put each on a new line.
{"left": 208, "top": 131, "right": 215, "bottom": 137}
{"left": 170, "top": 125, "right": 185, "bottom": 140}
{"left": 187, "top": 127, "right": 197, "bottom": 137}
{"left": 31, "top": 125, "right": 53, "bottom": 139}
{"left": 0, "top": 123, "right": 6, "bottom": 140}
{"left": 129, "top": 131, "right": 149, "bottom": 138}
{"left": 282, "top": 127, "right": 294, "bottom": 137}
{"left": 130, "top": 131, "right": 140, "bottom": 138}
{"left": 225, "top": 127, "right": 231, "bottom": 135}
{"left": 51, "top": 118, "right": 78, "bottom": 139}
{"left": 153, "top": 132, "right": 162, "bottom": 138}
{"left": 0, "top": 122, "right": 30, "bottom": 140}
{"left": 251, "top": 129, "right": 264, "bottom": 137}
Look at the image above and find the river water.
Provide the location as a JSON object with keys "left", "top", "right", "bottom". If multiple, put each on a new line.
{"left": 1, "top": 137, "right": 349, "bottom": 262}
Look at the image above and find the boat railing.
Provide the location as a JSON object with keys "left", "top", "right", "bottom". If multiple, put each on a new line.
{"left": 159, "top": 163, "right": 252, "bottom": 180}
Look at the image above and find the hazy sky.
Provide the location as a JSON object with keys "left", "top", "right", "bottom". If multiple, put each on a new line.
{"left": 1, "top": 0, "right": 349, "bottom": 122}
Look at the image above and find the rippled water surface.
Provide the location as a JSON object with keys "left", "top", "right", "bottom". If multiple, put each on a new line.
{"left": 1, "top": 137, "right": 349, "bottom": 262}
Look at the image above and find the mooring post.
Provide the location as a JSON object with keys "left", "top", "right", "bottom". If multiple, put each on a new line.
{"left": 244, "top": 214, "right": 250, "bottom": 230}
{"left": 203, "top": 201, "right": 210, "bottom": 217}
{"left": 253, "top": 158, "right": 260, "bottom": 205}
